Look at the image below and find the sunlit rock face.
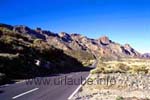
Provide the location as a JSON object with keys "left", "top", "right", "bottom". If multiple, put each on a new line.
{"left": 99, "top": 36, "right": 110, "bottom": 45}
{"left": 0, "top": 23, "right": 143, "bottom": 60}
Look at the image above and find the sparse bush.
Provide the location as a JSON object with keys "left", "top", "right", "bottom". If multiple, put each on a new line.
{"left": 65, "top": 50, "right": 95, "bottom": 66}
{"left": 0, "top": 27, "right": 12, "bottom": 34}
{"left": 0, "top": 35, "right": 13, "bottom": 44}
{"left": 129, "top": 65, "right": 148, "bottom": 74}
{"left": 0, "top": 26, "right": 85, "bottom": 80}
{"left": 91, "top": 60, "right": 106, "bottom": 74}
{"left": 91, "top": 67, "right": 105, "bottom": 74}
{"left": 33, "top": 39, "right": 43, "bottom": 44}
{"left": 115, "top": 63, "right": 129, "bottom": 73}
{"left": 116, "top": 96, "right": 124, "bottom": 100}
{"left": 82, "top": 60, "right": 95, "bottom": 67}
{"left": 97, "top": 60, "right": 107, "bottom": 68}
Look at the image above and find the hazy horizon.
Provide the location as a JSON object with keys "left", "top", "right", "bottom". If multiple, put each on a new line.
{"left": 0, "top": 0, "right": 149, "bottom": 53}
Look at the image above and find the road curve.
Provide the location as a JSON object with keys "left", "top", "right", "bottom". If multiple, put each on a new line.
{"left": 0, "top": 62, "right": 97, "bottom": 100}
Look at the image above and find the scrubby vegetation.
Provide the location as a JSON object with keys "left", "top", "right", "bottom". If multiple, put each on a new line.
{"left": 65, "top": 50, "right": 95, "bottom": 66}
{"left": 115, "top": 96, "right": 150, "bottom": 100}
{"left": 74, "top": 59, "right": 150, "bottom": 100}
{"left": 0, "top": 26, "right": 89, "bottom": 84}
{"left": 116, "top": 96, "right": 124, "bottom": 100}
{"left": 91, "top": 58, "right": 150, "bottom": 74}
{"left": 129, "top": 65, "right": 148, "bottom": 74}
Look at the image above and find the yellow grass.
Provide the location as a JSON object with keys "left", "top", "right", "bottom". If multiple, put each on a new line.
{"left": 91, "top": 58, "right": 150, "bottom": 74}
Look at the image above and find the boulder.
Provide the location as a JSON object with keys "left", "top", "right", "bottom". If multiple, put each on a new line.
{"left": 99, "top": 36, "right": 110, "bottom": 45}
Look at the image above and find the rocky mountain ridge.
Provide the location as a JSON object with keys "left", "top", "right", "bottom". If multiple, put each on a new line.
{"left": 142, "top": 53, "right": 150, "bottom": 58}
{"left": 0, "top": 23, "right": 144, "bottom": 59}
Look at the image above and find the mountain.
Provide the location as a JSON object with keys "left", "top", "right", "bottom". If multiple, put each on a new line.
{"left": 0, "top": 23, "right": 148, "bottom": 84}
{"left": 0, "top": 23, "right": 95, "bottom": 84}
{"left": 142, "top": 53, "right": 150, "bottom": 58}
{"left": 0, "top": 23, "right": 141, "bottom": 60}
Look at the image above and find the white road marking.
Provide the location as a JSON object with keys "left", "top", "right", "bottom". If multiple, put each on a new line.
{"left": 68, "top": 74, "right": 91, "bottom": 100}
{"left": 12, "top": 88, "right": 39, "bottom": 99}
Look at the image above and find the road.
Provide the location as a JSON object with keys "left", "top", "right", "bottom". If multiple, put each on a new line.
{"left": 0, "top": 62, "right": 96, "bottom": 100}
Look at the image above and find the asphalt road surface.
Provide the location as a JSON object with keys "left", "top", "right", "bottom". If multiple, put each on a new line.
{"left": 0, "top": 62, "right": 96, "bottom": 100}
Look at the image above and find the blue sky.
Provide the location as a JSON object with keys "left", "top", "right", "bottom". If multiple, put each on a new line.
{"left": 0, "top": 0, "right": 150, "bottom": 53}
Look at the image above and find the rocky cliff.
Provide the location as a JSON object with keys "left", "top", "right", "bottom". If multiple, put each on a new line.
{"left": 0, "top": 23, "right": 142, "bottom": 60}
